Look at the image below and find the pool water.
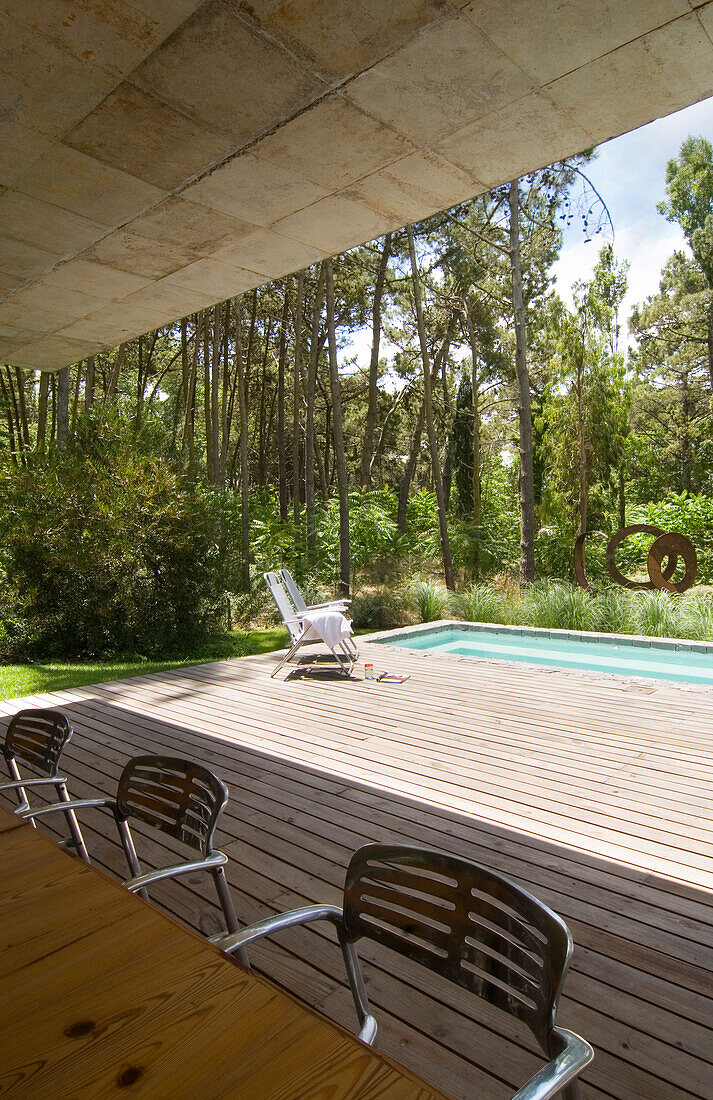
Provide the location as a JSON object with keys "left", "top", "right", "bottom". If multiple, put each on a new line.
{"left": 376, "top": 624, "right": 713, "bottom": 685}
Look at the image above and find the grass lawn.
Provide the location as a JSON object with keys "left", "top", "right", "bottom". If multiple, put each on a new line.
{"left": 0, "top": 628, "right": 289, "bottom": 701}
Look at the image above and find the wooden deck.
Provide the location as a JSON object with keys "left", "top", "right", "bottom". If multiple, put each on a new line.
{"left": 2, "top": 640, "right": 712, "bottom": 1100}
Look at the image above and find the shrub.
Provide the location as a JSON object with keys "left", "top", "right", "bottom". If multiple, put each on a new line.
{"left": 0, "top": 422, "right": 238, "bottom": 657}
{"left": 350, "top": 588, "right": 406, "bottom": 630}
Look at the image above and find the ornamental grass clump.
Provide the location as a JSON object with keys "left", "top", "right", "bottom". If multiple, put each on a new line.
{"left": 590, "top": 587, "right": 635, "bottom": 635}
{"left": 519, "top": 581, "right": 597, "bottom": 632}
{"left": 631, "top": 590, "right": 687, "bottom": 638}
{"left": 451, "top": 584, "right": 510, "bottom": 625}
{"left": 677, "top": 591, "right": 713, "bottom": 641}
{"left": 407, "top": 578, "right": 451, "bottom": 623}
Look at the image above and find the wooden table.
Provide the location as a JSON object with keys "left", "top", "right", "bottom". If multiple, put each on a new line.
{"left": 0, "top": 806, "right": 452, "bottom": 1099}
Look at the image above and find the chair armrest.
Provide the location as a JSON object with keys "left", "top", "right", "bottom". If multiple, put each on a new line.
{"left": 307, "top": 600, "right": 351, "bottom": 610}
{"left": 123, "top": 851, "right": 227, "bottom": 892}
{"left": 0, "top": 776, "right": 68, "bottom": 792}
{"left": 511, "top": 1030, "right": 594, "bottom": 1100}
{"left": 215, "top": 903, "right": 345, "bottom": 956}
{"left": 21, "top": 797, "right": 117, "bottom": 822}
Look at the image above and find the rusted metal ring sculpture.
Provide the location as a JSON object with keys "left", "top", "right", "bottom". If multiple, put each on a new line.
{"left": 573, "top": 531, "right": 606, "bottom": 592}
{"left": 575, "top": 525, "right": 697, "bottom": 593}
{"left": 647, "top": 532, "right": 697, "bottom": 594}
{"left": 605, "top": 524, "right": 674, "bottom": 591}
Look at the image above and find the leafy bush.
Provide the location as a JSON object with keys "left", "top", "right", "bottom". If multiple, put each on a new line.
{"left": 406, "top": 578, "right": 451, "bottom": 623}
{"left": 450, "top": 583, "right": 510, "bottom": 624}
{"left": 0, "top": 423, "right": 238, "bottom": 657}
{"left": 350, "top": 588, "right": 406, "bottom": 630}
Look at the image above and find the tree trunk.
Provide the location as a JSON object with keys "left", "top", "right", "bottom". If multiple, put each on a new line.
{"left": 84, "top": 356, "right": 95, "bottom": 414}
{"left": 256, "top": 318, "right": 273, "bottom": 486}
{"left": 360, "top": 233, "right": 391, "bottom": 487}
{"left": 465, "top": 312, "right": 482, "bottom": 530}
{"left": 210, "top": 305, "right": 221, "bottom": 485}
{"left": 618, "top": 468, "right": 626, "bottom": 529}
{"left": 407, "top": 224, "right": 454, "bottom": 589}
{"left": 576, "top": 341, "right": 588, "bottom": 535}
{"left": 36, "top": 370, "right": 49, "bottom": 452}
{"left": 707, "top": 298, "right": 713, "bottom": 391}
{"left": 508, "top": 179, "right": 535, "bottom": 584}
{"left": 0, "top": 372, "right": 18, "bottom": 463}
{"left": 277, "top": 284, "right": 290, "bottom": 522}
{"left": 681, "top": 369, "right": 692, "bottom": 493}
{"left": 56, "top": 366, "right": 70, "bottom": 446}
{"left": 105, "top": 344, "right": 126, "bottom": 399}
{"left": 305, "top": 266, "right": 325, "bottom": 555}
{"left": 396, "top": 400, "right": 426, "bottom": 536}
{"left": 233, "top": 299, "right": 251, "bottom": 590}
{"left": 14, "top": 367, "right": 30, "bottom": 450}
{"left": 181, "top": 314, "right": 200, "bottom": 462}
{"left": 325, "top": 259, "right": 350, "bottom": 597}
{"left": 292, "top": 272, "right": 305, "bottom": 539}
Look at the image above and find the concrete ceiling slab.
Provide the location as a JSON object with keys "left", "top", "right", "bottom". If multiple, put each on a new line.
{"left": 0, "top": 0, "right": 712, "bottom": 369}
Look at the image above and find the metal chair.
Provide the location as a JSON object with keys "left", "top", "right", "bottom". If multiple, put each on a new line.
{"left": 25, "top": 754, "right": 247, "bottom": 964}
{"left": 215, "top": 844, "right": 593, "bottom": 1099}
{"left": 0, "top": 708, "right": 89, "bottom": 860}
{"left": 264, "top": 570, "right": 357, "bottom": 678}
{"left": 280, "top": 567, "right": 358, "bottom": 660}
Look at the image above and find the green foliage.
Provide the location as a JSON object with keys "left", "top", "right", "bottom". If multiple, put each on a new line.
{"left": 406, "top": 578, "right": 451, "bottom": 623}
{"left": 450, "top": 584, "right": 510, "bottom": 624}
{"left": 658, "top": 135, "right": 713, "bottom": 284}
{"left": 631, "top": 590, "right": 688, "bottom": 638}
{"left": 0, "top": 423, "right": 238, "bottom": 658}
{"left": 519, "top": 581, "right": 596, "bottom": 631}
{"left": 635, "top": 493, "right": 713, "bottom": 584}
{"left": 350, "top": 587, "right": 406, "bottom": 630}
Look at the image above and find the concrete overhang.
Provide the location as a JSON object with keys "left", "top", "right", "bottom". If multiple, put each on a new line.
{"left": 1, "top": 0, "right": 712, "bottom": 370}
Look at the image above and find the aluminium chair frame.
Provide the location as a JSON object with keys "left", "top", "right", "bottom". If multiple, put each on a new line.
{"left": 1, "top": 708, "right": 89, "bottom": 860}
{"left": 280, "top": 568, "right": 359, "bottom": 663}
{"left": 264, "top": 570, "right": 358, "bottom": 678}
{"left": 24, "top": 754, "right": 248, "bottom": 966}
{"left": 214, "top": 844, "right": 593, "bottom": 1100}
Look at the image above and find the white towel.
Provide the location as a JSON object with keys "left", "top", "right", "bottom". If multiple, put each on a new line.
{"left": 301, "top": 610, "right": 352, "bottom": 649}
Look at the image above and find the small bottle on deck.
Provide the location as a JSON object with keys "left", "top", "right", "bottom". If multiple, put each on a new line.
{"left": 364, "top": 663, "right": 374, "bottom": 680}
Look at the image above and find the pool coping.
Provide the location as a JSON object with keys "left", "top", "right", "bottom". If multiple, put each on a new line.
{"left": 361, "top": 619, "right": 713, "bottom": 654}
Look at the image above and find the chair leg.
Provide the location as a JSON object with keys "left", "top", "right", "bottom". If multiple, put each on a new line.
{"left": 339, "top": 937, "right": 377, "bottom": 1044}
{"left": 212, "top": 866, "right": 249, "bottom": 969}
{"left": 116, "top": 819, "right": 148, "bottom": 902}
{"left": 57, "top": 782, "right": 90, "bottom": 863}
{"left": 271, "top": 636, "right": 305, "bottom": 678}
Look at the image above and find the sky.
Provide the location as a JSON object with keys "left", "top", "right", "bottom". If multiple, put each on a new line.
{"left": 553, "top": 94, "right": 713, "bottom": 327}
{"left": 343, "top": 94, "right": 713, "bottom": 370}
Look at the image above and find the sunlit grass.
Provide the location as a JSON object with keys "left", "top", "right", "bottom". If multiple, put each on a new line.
{"left": 0, "top": 628, "right": 289, "bottom": 701}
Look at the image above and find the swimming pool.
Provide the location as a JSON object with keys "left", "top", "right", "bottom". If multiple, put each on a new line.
{"left": 374, "top": 622, "right": 713, "bottom": 685}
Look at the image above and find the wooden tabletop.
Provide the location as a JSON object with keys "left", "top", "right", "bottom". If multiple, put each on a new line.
{"left": 0, "top": 806, "right": 452, "bottom": 1099}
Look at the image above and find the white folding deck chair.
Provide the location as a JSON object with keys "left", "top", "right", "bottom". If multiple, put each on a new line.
{"left": 279, "top": 568, "right": 358, "bottom": 660}
{"left": 264, "top": 571, "right": 358, "bottom": 678}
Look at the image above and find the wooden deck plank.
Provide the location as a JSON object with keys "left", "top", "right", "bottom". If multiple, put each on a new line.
{"left": 1, "top": 642, "right": 713, "bottom": 1099}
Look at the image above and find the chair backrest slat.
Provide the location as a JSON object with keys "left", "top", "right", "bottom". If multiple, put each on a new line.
{"left": 280, "top": 569, "right": 307, "bottom": 614}
{"left": 342, "top": 844, "right": 572, "bottom": 1054}
{"left": 116, "top": 756, "right": 229, "bottom": 855}
{"left": 3, "top": 709, "right": 73, "bottom": 777}
{"left": 263, "top": 571, "right": 302, "bottom": 644}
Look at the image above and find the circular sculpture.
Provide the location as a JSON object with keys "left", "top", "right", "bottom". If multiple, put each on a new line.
{"left": 575, "top": 524, "right": 697, "bottom": 593}
{"left": 647, "top": 532, "right": 697, "bottom": 594}
{"left": 573, "top": 531, "right": 606, "bottom": 592}
{"left": 605, "top": 524, "right": 669, "bottom": 590}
